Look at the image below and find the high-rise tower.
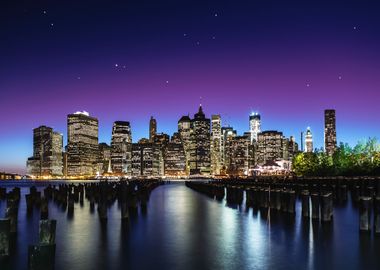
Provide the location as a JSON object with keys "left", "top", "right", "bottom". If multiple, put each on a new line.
{"left": 67, "top": 111, "right": 99, "bottom": 176}
{"left": 149, "top": 116, "right": 157, "bottom": 142}
{"left": 324, "top": 109, "right": 337, "bottom": 156}
{"left": 111, "top": 121, "right": 132, "bottom": 175}
{"left": 211, "top": 115, "right": 222, "bottom": 176}
{"left": 189, "top": 105, "right": 211, "bottom": 175}
{"left": 305, "top": 127, "right": 313, "bottom": 153}
{"left": 249, "top": 112, "right": 261, "bottom": 144}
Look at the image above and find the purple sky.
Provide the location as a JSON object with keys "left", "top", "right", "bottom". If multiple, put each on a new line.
{"left": 1, "top": 0, "right": 380, "bottom": 174}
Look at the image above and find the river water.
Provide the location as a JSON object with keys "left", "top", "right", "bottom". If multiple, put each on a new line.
{"left": 0, "top": 181, "right": 380, "bottom": 270}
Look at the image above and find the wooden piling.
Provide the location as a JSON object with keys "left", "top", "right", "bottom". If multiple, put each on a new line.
{"left": 359, "top": 197, "right": 372, "bottom": 232}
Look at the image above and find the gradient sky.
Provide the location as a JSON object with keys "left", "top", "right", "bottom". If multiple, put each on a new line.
{"left": 1, "top": 0, "right": 380, "bottom": 174}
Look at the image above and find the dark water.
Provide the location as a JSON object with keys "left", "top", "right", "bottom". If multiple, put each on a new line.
{"left": 1, "top": 181, "right": 380, "bottom": 270}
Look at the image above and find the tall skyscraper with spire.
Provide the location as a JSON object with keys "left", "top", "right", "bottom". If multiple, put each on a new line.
{"left": 249, "top": 112, "right": 261, "bottom": 144}
{"left": 324, "top": 109, "right": 337, "bottom": 156}
{"left": 211, "top": 114, "right": 222, "bottom": 175}
{"left": 149, "top": 116, "right": 157, "bottom": 142}
{"left": 189, "top": 104, "right": 211, "bottom": 175}
{"left": 305, "top": 127, "right": 313, "bottom": 153}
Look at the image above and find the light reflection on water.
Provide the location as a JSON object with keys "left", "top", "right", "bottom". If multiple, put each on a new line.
{"left": 1, "top": 181, "right": 380, "bottom": 270}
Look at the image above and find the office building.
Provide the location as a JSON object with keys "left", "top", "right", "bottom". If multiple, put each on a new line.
{"left": 67, "top": 111, "right": 99, "bottom": 176}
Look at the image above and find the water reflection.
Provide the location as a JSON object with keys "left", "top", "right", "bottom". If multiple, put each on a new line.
{"left": 1, "top": 182, "right": 380, "bottom": 270}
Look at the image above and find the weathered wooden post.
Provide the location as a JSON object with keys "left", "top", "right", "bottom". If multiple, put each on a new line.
{"left": 0, "top": 219, "right": 10, "bottom": 257}
{"left": 359, "top": 197, "right": 372, "bottom": 232}
{"left": 274, "top": 189, "right": 281, "bottom": 211}
{"left": 40, "top": 197, "right": 49, "bottom": 220}
{"left": 28, "top": 220, "right": 56, "bottom": 270}
{"left": 25, "top": 194, "right": 34, "bottom": 213}
{"left": 287, "top": 190, "right": 296, "bottom": 214}
{"left": 321, "top": 193, "right": 333, "bottom": 222}
{"left": 374, "top": 197, "right": 380, "bottom": 234}
{"left": 28, "top": 245, "right": 56, "bottom": 270}
{"left": 39, "top": 220, "right": 56, "bottom": 245}
{"left": 5, "top": 202, "right": 18, "bottom": 233}
{"left": 311, "top": 193, "right": 320, "bottom": 220}
{"left": 301, "top": 190, "right": 310, "bottom": 218}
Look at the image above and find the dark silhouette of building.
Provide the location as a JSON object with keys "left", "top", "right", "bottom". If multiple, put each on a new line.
{"left": 324, "top": 109, "right": 337, "bottom": 155}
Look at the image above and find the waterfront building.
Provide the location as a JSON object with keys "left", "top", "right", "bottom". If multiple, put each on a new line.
{"left": 67, "top": 111, "right": 99, "bottom": 177}
{"left": 255, "top": 131, "right": 289, "bottom": 166}
{"left": 305, "top": 127, "right": 313, "bottom": 153}
{"left": 149, "top": 116, "right": 157, "bottom": 142}
{"left": 153, "top": 132, "right": 170, "bottom": 176}
{"left": 229, "top": 135, "right": 251, "bottom": 176}
{"left": 220, "top": 126, "right": 237, "bottom": 174}
{"left": 164, "top": 132, "right": 187, "bottom": 177}
{"left": 97, "top": 143, "right": 112, "bottom": 175}
{"left": 288, "top": 136, "right": 299, "bottom": 160}
{"left": 249, "top": 112, "right": 261, "bottom": 144}
{"left": 189, "top": 105, "right": 211, "bottom": 175}
{"left": 111, "top": 121, "right": 132, "bottom": 175}
{"left": 131, "top": 140, "right": 161, "bottom": 177}
{"left": 324, "top": 109, "right": 337, "bottom": 155}
{"left": 178, "top": 115, "right": 192, "bottom": 174}
{"left": 26, "top": 125, "right": 63, "bottom": 177}
{"left": 211, "top": 115, "right": 222, "bottom": 176}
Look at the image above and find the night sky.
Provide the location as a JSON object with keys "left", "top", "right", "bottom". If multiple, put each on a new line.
{"left": 1, "top": 0, "right": 380, "bottom": 173}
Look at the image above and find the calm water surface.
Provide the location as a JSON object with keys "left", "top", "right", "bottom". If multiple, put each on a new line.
{"left": 1, "top": 181, "right": 380, "bottom": 270}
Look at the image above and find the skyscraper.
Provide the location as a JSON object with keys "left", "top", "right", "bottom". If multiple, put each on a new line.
{"left": 324, "top": 109, "right": 337, "bottom": 156}
{"left": 221, "top": 126, "right": 237, "bottom": 174}
{"left": 189, "top": 105, "right": 211, "bottom": 175}
{"left": 305, "top": 127, "right": 313, "bottom": 153}
{"left": 178, "top": 115, "right": 192, "bottom": 174}
{"left": 229, "top": 135, "right": 251, "bottom": 176}
{"left": 255, "top": 131, "right": 289, "bottom": 165}
{"left": 131, "top": 140, "right": 161, "bottom": 177}
{"left": 26, "top": 126, "right": 63, "bottom": 177}
{"left": 211, "top": 114, "right": 222, "bottom": 176}
{"left": 97, "top": 143, "right": 112, "bottom": 175}
{"left": 164, "top": 133, "right": 187, "bottom": 177}
{"left": 149, "top": 116, "right": 157, "bottom": 142}
{"left": 249, "top": 112, "right": 261, "bottom": 144}
{"left": 111, "top": 121, "right": 132, "bottom": 175}
{"left": 67, "top": 111, "right": 99, "bottom": 176}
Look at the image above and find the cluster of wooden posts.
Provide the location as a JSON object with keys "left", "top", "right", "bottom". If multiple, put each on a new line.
{"left": 186, "top": 177, "right": 380, "bottom": 233}
{"left": 0, "top": 180, "right": 161, "bottom": 269}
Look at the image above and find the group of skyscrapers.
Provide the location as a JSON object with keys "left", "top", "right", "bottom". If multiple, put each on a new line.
{"left": 26, "top": 107, "right": 337, "bottom": 178}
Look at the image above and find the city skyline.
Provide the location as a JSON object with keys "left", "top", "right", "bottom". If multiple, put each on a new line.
{"left": 0, "top": 104, "right": 377, "bottom": 174}
{"left": 1, "top": 0, "right": 380, "bottom": 173}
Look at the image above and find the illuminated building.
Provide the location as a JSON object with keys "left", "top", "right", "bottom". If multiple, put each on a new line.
{"left": 249, "top": 112, "right": 261, "bottom": 143}
{"left": 255, "top": 131, "right": 291, "bottom": 165}
{"left": 211, "top": 115, "right": 222, "bottom": 176}
{"left": 149, "top": 116, "right": 157, "bottom": 142}
{"left": 305, "top": 127, "right": 313, "bottom": 153}
{"left": 288, "top": 136, "right": 299, "bottom": 160}
{"left": 189, "top": 105, "right": 211, "bottom": 175}
{"left": 153, "top": 132, "right": 170, "bottom": 175}
{"left": 26, "top": 126, "right": 63, "bottom": 177}
{"left": 220, "top": 126, "right": 237, "bottom": 174}
{"left": 97, "top": 143, "right": 112, "bottom": 175}
{"left": 131, "top": 139, "right": 161, "bottom": 177}
{"left": 164, "top": 132, "right": 187, "bottom": 176}
{"left": 229, "top": 135, "right": 251, "bottom": 176}
{"left": 324, "top": 109, "right": 337, "bottom": 155}
{"left": 178, "top": 115, "right": 192, "bottom": 174}
{"left": 67, "top": 111, "right": 99, "bottom": 177}
{"left": 111, "top": 121, "right": 132, "bottom": 175}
